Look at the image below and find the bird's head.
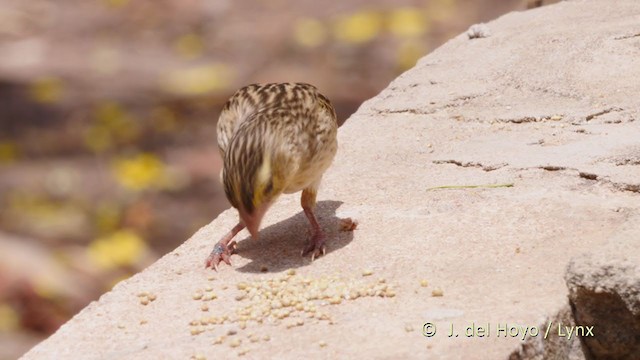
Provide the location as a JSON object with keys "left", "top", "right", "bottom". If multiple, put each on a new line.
{"left": 222, "top": 141, "right": 284, "bottom": 240}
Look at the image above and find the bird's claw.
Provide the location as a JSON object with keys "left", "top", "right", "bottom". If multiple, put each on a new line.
{"left": 205, "top": 241, "right": 237, "bottom": 271}
{"left": 301, "top": 233, "right": 326, "bottom": 261}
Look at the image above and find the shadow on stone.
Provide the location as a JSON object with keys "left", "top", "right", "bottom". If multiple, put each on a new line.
{"left": 233, "top": 200, "right": 354, "bottom": 273}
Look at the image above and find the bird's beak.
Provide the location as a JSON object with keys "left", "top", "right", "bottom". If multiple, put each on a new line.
{"left": 240, "top": 204, "right": 269, "bottom": 240}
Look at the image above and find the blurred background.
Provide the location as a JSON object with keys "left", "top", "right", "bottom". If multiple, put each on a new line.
{"left": 0, "top": 0, "right": 555, "bottom": 358}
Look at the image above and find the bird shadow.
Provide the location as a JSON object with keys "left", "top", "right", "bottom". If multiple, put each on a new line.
{"left": 234, "top": 200, "right": 354, "bottom": 273}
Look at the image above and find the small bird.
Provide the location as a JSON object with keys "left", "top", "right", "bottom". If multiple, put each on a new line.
{"left": 205, "top": 83, "right": 339, "bottom": 270}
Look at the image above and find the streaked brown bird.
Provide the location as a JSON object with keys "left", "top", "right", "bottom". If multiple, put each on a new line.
{"left": 205, "top": 83, "right": 339, "bottom": 270}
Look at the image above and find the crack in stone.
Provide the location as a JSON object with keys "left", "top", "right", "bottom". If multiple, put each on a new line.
{"left": 442, "top": 94, "right": 482, "bottom": 109}
{"left": 372, "top": 108, "right": 436, "bottom": 115}
{"left": 615, "top": 158, "right": 640, "bottom": 166}
{"left": 493, "top": 114, "right": 564, "bottom": 124}
{"left": 585, "top": 107, "right": 623, "bottom": 121}
{"left": 615, "top": 183, "right": 640, "bottom": 193}
{"left": 539, "top": 165, "right": 567, "bottom": 171}
{"left": 502, "top": 116, "right": 540, "bottom": 124}
{"left": 614, "top": 32, "right": 640, "bottom": 40}
{"left": 579, "top": 172, "right": 598, "bottom": 180}
{"left": 529, "top": 166, "right": 640, "bottom": 194}
{"left": 433, "top": 159, "right": 507, "bottom": 172}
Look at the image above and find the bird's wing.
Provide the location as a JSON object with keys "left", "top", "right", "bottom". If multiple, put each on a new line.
{"left": 216, "top": 84, "right": 265, "bottom": 158}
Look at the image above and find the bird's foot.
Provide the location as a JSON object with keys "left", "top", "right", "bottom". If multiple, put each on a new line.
{"left": 205, "top": 241, "right": 237, "bottom": 271}
{"left": 301, "top": 231, "right": 326, "bottom": 261}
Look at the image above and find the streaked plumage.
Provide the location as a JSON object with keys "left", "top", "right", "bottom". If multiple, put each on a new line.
{"left": 205, "top": 83, "right": 338, "bottom": 270}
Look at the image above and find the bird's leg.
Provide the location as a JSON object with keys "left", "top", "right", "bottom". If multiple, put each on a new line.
{"left": 205, "top": 222, "right": 245, "bottom": 270}
{"left": 300, "top": 188, "right": 325, "bottom": 260}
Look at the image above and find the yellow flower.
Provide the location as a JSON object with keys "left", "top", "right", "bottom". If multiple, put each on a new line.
{"left": 0, "top": 304, "right": 19, "bottom": 331}
{"left": 174, "top": 33, "right": 205, "bottom": 59}
{"left": 0, "top": 141, "right": 19, "bottom": 164}
{"left": 84, "top": 102, "right": 139, "bottom": 153}
{"left": 103, "top": 0, "right": 129, "bottom": 8}
{"left": 151, "top": 106, "right": 178, "bottom": 133}
{"left": 88, "top": 229, "right": 147, "bottom": 269}
{"left": 294, "top": 18, "right": 327, "bottom": 48}
{"left": 112, "top": 153, "right": 166, "bottom": 191}
{"left": 427, "top": 0, "right": 456, "bottom": 22}
{"left": 387, "top": 7, "right": 429, "bottom": 38}
{"left": 161, "top": 64, "right": 232, "bottom": 96}
{"left": 333, "top": 11, "right": 383, "bottom": 44}
{"left": 397, "top": 40, "right": 428, "bottom": 71}
{"left": 29, "top": 77, "right": 63, "bottom": 103}
{"left": 95, "top": 202, "right": 121, "bottom": 233}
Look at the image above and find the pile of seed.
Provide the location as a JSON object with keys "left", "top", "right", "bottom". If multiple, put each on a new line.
{"left": 137, "top": 292, "right": 157, "bottom": 305}
{"left": 189, "top": 269, "right": 395, "bottom": 336}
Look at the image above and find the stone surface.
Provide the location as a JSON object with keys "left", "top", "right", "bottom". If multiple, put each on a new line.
{"left": 510, "top": 216, "right": 640, "bottom": 360}
{"left": 565, "top": 219, "right": 640, "bottom": 359}
{"left": 21, "top": 1, "right": 640, "bottom": 359}
{"left": 509, "top": 306, "right": 586, "bottom": 360}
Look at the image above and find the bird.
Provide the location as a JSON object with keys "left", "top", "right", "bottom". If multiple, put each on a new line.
{"left": 205, "top": 82, "right": 339, "bottom": 270}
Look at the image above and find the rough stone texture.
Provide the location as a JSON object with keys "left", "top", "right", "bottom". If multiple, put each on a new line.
{"left": 510, "top": 216, "right": 640, "bottom": 360}
{"left": 509, "top": 306, "right": 586, "bottom": 360}
{"left": 565, "top": 219, "right": 640, "bottom": 359}
{"left": 21, "top": 1, "right": 640, "bottom": 359}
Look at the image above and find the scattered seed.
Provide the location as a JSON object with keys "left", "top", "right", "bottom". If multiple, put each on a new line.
{"left": 227, "top": 329, "right": 238, "bottom": 336}
{"left": 229, "top": 339, "right": 241, "bottom": 348}
{"left": 237, "top": 349, "right": 249, "bottom": 356}
{"left": 405, "top": 324, "right": 414, "bottom": 332}
{"left": 260, "top": 266, "right": 269, "bottom": 272}
{"left": 207, "top": 276, "right": 216, "bottom": 281}
{"left": 432, "top": 288, "right": 444, "bottom": 297}
{"left": 237, "top": 282, "right": 248, "bottom": 290}
{"left": 329, "top": 296, "right": 342, "bottom": 305}
{"left": 213, "top": 336, "right": 225, "bottom": 345}
{"left": 420, "top": 279, "right": 429, "bottom": 287}
{"left": 192, "top": 292, "right": 203, "bottom": 300}
{"left": 140, "top": 298, "right": 150, "bottom": 305}
{"left": 194, "top": 273, "right": 399, "bottom": 331}
{"left": 140, "top": 319, "right": 147, "bottom": 325}
{"left": 319, "top": 340, "right": 327, "bottom": 347}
